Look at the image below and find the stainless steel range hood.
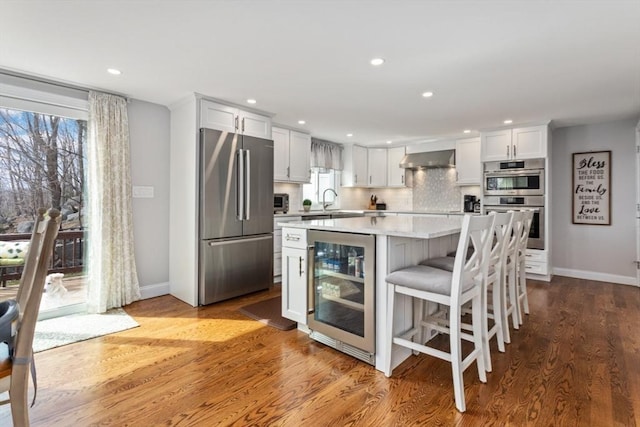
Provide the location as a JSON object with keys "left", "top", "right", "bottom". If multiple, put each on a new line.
{"left": 399, "top": 149, "right": 456, "bottom": 169}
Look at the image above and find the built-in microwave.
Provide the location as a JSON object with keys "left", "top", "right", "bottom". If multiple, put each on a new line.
{"left": 274, "top": 193, "right": 289, "bottom": 214}
{"left": 483, "top": 159, "right": 545, "bottom": 196}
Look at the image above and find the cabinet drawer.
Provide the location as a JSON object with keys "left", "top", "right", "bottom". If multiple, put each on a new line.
{"left": 524, "top": 260, "right": 547, "bottom": 275}
{"left": 274, "top": 252, "right": 282, "bottom": 276}
{"left": 524, "top": 249, "right": 546, "bottom": 262}
{"left": 274, "top": 230, "right": 282, "bottom": 253}
{"left": 282, "top": 227, "right": 307, "bottom": 249}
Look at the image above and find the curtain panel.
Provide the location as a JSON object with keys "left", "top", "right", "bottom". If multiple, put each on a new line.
{"left": 310, "top": 138, "right": 343, "bottom": 170}
{"left": 86, "top": 91, "right": 141, "bottom": 313}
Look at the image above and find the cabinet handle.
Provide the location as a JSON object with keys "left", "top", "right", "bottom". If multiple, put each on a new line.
{"left": 513, "top": 145, "right": 517, "bottom": 158}
{"left": 299, "top": 256, "right": 304, "bottom": 276}
{"left": 401, "top": 174, "right": 404, "bottom": 184}
{"left": 506, "top": 145, "right": 510, "bottom": 158}
{"left": 285, "top": 234, "right": 300, "bottom": 241}
{"left": 369, "top": 175, "right": 372, "bottom": 184}
{"left": 354, "top": 174, "right": 358, "bottom": 184}
{"left": 287, "top": 166, "right": 290, "bottom": 178}
{"left": 235, "top": 116, "right": 239, "bottom": 131}
{"left": 241, "top": 117, "right": 245, "bottom": 133}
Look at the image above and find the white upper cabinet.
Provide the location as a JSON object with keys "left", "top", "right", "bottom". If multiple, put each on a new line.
{"left": 481, "top": 125, "right": 548, "bottom": 161}
{"left": 368, "top": 148, "right": 388, "bottom": 187}
{"left": 272, "top": 127, "right": 290, "bottom": 181}
{"left": 200, "top": 99, "right": 271, "bottom": 139}
{"left": 455, "top": 137, "right": 481, "bottom": 185}
{"left": 289, "top": 131, "right": 311, "bottom": 182}
{"left": 342, "top": 144, "right": 368, "bottom": 187}
{"left": 512, "top": 125, "right": 548, "bottom": 159}
{"left": 387, "top": 146, "right": 409, "bottom": 187}
{"left": 272, "top": 126, "right": 311, "bottom": 183}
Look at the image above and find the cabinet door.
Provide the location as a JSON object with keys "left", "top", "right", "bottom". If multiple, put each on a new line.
{"left": 288, "top": 131, "right": 311, "bottom": 183}
{"left": 352, "top": 145, "right": 368, "bottom": 186}
{"left": 240, "top": 111, "right": 271, "bottom": 139}
{"left": 200, "top": 99, "right": 237, "bottom": 132}
{"left": 481, "top": 129, "right": 512, "bottom": 161}
{"left": 282, "top": 246, "right": 308, "bottom": 324}
{"left": 368, "top": 148, "right": 388, "bottom": 187}
{"left": 455, "top": 137, "right": 481, "bottom": 185}
{"left": 387, "top": 146, "right": 407, "bottom": 187}
{"left": 272, "top": 127, "right": 290, "bottom": 181}
{"left": 512, "top": 125, "right": 547, "bottom": 159}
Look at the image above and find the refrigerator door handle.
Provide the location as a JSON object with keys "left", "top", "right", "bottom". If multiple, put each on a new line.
{"left": 236, "top": 149, "right": 244, "bottom": 221}
{"left": 207, "top": 235, "right": 272, "bottom": 246}
{"left": 244, "top": 149, "right": 251, "bottom": 220}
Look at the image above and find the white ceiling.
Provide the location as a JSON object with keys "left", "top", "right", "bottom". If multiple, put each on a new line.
{"left": 1, "top": 1, "right": 639, "bottom": 146}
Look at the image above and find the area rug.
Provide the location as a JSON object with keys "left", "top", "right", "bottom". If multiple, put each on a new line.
{"left": 239, "top": 296, "right": 296, "bottom": 331}
{"left": 33, "top": 308, "right": 139, "bottom": 352}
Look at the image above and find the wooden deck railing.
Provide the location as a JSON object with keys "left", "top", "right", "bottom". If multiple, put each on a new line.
{"left": 0, "top": 230, "right": 85, "bottom": 286}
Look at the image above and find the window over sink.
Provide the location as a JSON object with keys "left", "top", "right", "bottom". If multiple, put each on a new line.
{"left": 302, "top": 168, "right": 341, "bottom": 210}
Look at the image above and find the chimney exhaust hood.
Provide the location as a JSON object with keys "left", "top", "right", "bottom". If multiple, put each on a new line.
{"left": 399, "top": 149, "right": 456, "bottom": 169}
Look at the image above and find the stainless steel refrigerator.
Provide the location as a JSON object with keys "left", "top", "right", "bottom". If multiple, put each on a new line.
{"left": 198, "top": 128, "right": 274, "bottom": 305}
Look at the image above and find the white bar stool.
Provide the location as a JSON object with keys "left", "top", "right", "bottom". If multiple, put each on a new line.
{"left": 383, "top": 214, "right": 495, "bottom": 412}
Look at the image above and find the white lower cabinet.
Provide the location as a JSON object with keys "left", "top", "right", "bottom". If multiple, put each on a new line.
{"left": 281, "top": 227, "right": 308, "bottom": 324}
{"left": 274, "top": 217, "right": 301, "bottom": 281}
{"left": 524, "top": 249, "right": 548, "bottom": 276}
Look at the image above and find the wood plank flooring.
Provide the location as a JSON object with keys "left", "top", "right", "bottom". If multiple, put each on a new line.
{"left": 0, "top": 276, "right": 638, "bottom": 426}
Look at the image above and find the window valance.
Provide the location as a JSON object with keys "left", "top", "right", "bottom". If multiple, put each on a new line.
{"left": 310, "top": 138, "right": 343, "bottom": 170}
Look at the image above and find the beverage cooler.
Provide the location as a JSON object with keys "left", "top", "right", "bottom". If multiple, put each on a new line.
{"left": 307, "top": 230, "right": 375, "bottom": 365}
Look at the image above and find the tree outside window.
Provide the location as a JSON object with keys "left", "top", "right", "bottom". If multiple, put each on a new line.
{"left": 0, "top": 107, "right": 86, "bottom": 233}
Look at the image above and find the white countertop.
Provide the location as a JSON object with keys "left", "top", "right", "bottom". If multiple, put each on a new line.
{"left": 278, "top": 215, "right": 465, "bottom": 239}
{"left": 275, "top": 209, "right": 471, "bottom": 218}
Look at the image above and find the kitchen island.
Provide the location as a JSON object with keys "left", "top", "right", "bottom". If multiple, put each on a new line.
{"left": 279, "top": 214, "right": 465, "bottom": 372}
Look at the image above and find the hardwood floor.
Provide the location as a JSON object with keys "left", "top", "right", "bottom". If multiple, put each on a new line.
{"left": 0, "top": 276, "right": 638, "bottom": 426}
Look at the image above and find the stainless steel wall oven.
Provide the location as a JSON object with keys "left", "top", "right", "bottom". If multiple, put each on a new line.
{"left": 484, "top": 159, "right": 544, "bottom": 196}
{"left": 484, "top": 195, "right": 545, "bottom": 250}
{"left": 307, "top": 230, "right": 375, "bottom": 365}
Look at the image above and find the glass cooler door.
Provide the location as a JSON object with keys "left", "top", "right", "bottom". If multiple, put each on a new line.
{"left": 307, "top": 230, "right": 375, "bottom": 353}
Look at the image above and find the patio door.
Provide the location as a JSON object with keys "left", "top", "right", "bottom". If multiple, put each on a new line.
{"left": 0, "top": 77, "right": 89, "bottom": 319}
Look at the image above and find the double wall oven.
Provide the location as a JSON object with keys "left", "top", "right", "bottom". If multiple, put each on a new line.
{"left": 483, "top": 159, "right": 545, "bottom": 250}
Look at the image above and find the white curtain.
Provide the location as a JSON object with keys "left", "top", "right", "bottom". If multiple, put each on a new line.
{"left": 311, "top": 138, "right": 343, "bottom": 170}
{"left": 86, "top": 91, "right": 141, "bottom": 313}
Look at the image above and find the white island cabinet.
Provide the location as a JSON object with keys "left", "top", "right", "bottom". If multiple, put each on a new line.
{"left": 278, "top": 215, "right": 464, "bottom": 373}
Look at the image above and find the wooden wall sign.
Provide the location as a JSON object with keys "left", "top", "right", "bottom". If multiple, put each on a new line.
{"left": 572, "top": 150, "right": 611, "bottom": 225}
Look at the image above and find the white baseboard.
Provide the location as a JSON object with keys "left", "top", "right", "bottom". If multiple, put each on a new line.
{"left": 140, "top": 281, "right": 170, "bottom": 299}
{"left": 552, "top": 268, "right": 638, "bottom": 286}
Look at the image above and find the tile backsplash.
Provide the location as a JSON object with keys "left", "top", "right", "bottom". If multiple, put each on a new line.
{"left": 412, "top": 169, "right": 481, "bottom": 211}
{"left": 275, "top": 171, "right": 482, "bottom": 213}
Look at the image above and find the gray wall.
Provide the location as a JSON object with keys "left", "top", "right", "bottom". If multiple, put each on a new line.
{"left": 551, "top": 117, "right": 638, "bottom": 284}
{"left": 128, "top": 99, "right": 171, "bottom": 292}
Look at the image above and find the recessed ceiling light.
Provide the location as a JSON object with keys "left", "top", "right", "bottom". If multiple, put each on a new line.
{"left": 422, "top": 91, "right": 434, "bottom": 98}
{"left": 247, "top": 99, "right": 257, "bottom": 104}
{"left": 386, "top": 140, "right": 392, "bottom": 144}
{"left": 504, "top": 119, "right": 513, "bottom": 124}
{"left": 347, "top": 133, "right": 353, "bottom": 137}
{"left": 463, "top": 130, "right": 471, "bottom": 134}
{"left": 107, "top": 68, "right": 121, "bottom": 75}
{"left": 298, "top": 120, "right": 306, "bottom": 125}
{"left": 370, "top": 58, "right": 385, "bottom": 66}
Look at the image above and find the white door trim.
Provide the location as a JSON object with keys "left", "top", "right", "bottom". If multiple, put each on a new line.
{"left": 636, "top": 119, "right": 640, "bottom": 286}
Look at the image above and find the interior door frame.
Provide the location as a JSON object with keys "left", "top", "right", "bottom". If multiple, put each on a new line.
{"left": 636, "top": 119, "right": 640, "bottom": 286}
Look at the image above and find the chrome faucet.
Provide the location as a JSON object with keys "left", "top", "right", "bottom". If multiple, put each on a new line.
{"left": 322, "top": 188, "right": 338, "bottom": 211}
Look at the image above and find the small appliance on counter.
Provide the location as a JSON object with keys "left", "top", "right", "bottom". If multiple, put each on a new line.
{"left": 463, "top": 195, "right": 477, "bottom": 213}
{"left": 274, "top": 193, "right": 289, "bottom": 214}
{"left": 473, "top": 200, "right": 481, "bottom": 213}
{"left": 375, "top": 202, "right": 387, "bottom": 210}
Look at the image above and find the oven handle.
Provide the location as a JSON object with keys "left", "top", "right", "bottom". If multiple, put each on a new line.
{"left": 484, "top": 206, "right": 543, "bottom": 212}
{"left": 484, "top": 169, "right": 543, "bottom": 178}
